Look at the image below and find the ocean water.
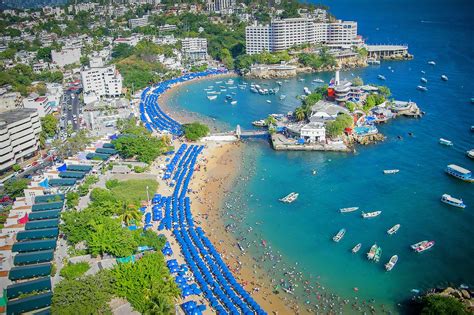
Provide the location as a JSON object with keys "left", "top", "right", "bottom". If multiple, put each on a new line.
{"left": 168, "top": 0, "right": 474, "bottom": 311}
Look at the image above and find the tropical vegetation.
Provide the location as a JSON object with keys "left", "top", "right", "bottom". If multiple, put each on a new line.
{"left": 59, "top": 262, "right": 90, "bottom": 280}
{"left": 325, "top": 113, "right": 354, "bottom": 138}
{"left": 183, "top": 122, "right": 210, "bottom": 141}
{"left": 419, "top": 294, "right": 469, "bottom": 315}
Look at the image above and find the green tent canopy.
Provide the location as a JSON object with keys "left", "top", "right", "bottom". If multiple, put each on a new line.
{"left": 8, "top": 263, "right": 52, "bottom": 281}
{"left": 25, "top": 219, "right": 59, "bottom": 231}
{"left": 7, "top": 292, "right": 52, "bottom": 315}
{"left": 12, "top": 239, "right": 57, "bottom": 253}
{"left": 6, "top": 277, "right": 51, "bottom": 299}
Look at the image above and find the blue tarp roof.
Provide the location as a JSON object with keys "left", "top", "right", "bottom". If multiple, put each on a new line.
{"left": 13, "top": 250, "right": 54, "bottom": 266}
{"left": 16, "top": 228, "right": 59, "bottom": 241}
{"left": 48, "top": 178, "right": 76, "bottom": 187}
{"left": 34, "top": 194, "right": 65, "bottom": 203}
{"left": 56, "top": 163, "right": 67, "bottom": 172}
{"left": 32, "top": 202, "right": 63, "bottom": 212}
{"left": 58, "top": 171, "right": 86, "bottom": 179}
{"left": 6, "top": 277, "right": 51, "bottom": 299}
{"left": 7, "top": 291, "right": 52, "bottom": 315}
{"left": 28, "top": 210, "right": 60, "bottom": 221}
{"left": 8, "top": 263, "right": 51, "bottom": 281}
{"left": 12, "top": 239, "right": 57, "bottom": 253}
{"left": 25, "top": 219, "right": 59, "bottom": 230}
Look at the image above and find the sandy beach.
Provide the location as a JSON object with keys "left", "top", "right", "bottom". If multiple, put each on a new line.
{"left": 150, "top": 73, "right": 307, "bottom": 313}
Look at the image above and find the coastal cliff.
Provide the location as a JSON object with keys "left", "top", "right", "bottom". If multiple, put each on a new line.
{"left": 410, "top": 287, "right": 474, "bottom": 314}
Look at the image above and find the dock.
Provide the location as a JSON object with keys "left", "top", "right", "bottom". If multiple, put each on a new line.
{"left": 271, "top": 134, "right": 352, "bottom": 152}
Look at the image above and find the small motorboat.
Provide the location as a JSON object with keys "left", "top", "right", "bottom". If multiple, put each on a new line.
{"left": 313, "top": 78, "right": 324, "bottom": 83}
{"left": 385, "top": 255, "right": 398, "bottom": 271}
{"left": 367, "top": 244, "right": 378, "bottom": 260}
{"left": 352, "top": 243, "right": 362, "bottom": 253}
{"left": 383, "top": 169, "right": 399, "bottom": 174}
{"left": 417, "top": 85, "right": 428, "bottom": 91}
{"left": 377, "top": 74, "right": 386, "bottom": 80}
{"left": 414, "top": 240, "right": 435, "bottom": 253}
{"left": 441, "top": 194, "right": 466, "bottom": 209}
{"left": 441, "top": 75, "right": 448, "bottom": 81}
{"left": 387, "top": 224, "right": 401, "bottom": 235}
{"left": 252, "top": 120, "right": 267, "bottom": 127}
{"left": 230, "top": 100, "right": 237, "bottom": 105}
{"left": 428, "top": 61, "right": 436, "bottom": 66}
{"left": 439, "top": 138, "right": 453, "bottom": 146}
{"left": 279, "top": 192, "right": 299, "bottom": 203}
{"left": 207, "top": 95, "right": 217, "bottom": 101}
{"left": 333, "top": 228, "right": 346, "bottom": 242}
{"left": 279, "top": 94, "right": 287, "bottom": 100}
{"left": 420, "top": 77, "right": 428, "bottom": 83}
{"left": 266, "top": 100, "right": 272, "bottom": 103}
{"left": 340, "top": 207, "right": 359, "bottom": 213}
{"left": 362, "top": 211, "right": 382, "bottom": 218}
{"left": 467, "top": 149, "right": 474, "bottom": 159}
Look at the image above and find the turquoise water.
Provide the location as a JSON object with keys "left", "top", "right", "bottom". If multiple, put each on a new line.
{"left": 168, "top": 0, "right": 474, "bottom": 311}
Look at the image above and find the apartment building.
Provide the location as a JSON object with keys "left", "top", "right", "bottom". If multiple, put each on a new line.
{"left": 181, "top": 38, "right": 208, "bottom": 61}
{"left": 207, "top": 0, "right": 235, "bottom": 13}
{"left": 246, "top": 18, "right": 363, "bottom": 54}
{"left": 51, "top": 47, "right": 81, "bottom": 68}
{"left": 81, "top": 65, "right": 123, "bottom": 98}
{"left": 0, "top": 109, "right": 42, "bottom": 172}
{"left": 0, "top": 90, "right": 22, "bottom": 114}
{"left": 129, "top": 15, "right": 150, "bottom": 29}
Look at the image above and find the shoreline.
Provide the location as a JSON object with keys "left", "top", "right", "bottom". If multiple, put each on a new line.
{"left": 154, "top": 72, "right": 303, "bottom": 312}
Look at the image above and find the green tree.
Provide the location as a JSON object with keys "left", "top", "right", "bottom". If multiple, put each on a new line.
{"left": 378, "top": 85, "right": 391, "bottom": 97}
{"left": 345, "top": 101, "right": 356, "bottom": 112}
{"left": 4, "top": 178, "right": 30, "bottom": 199}
{"left": 88, "top": 217, "right": 138, "bottom": 257}
{"left": 325, "top": 113, "right": 353, "bottom": 138}
{"left": 112, "top": 43, "right": 134, "bottom": 59}
{"left": 294, "top": 107, "right": 306, "bottom": 121}
{"left": 36, "top": 47, "right": 52, "bottom": 62}
{"left": 52, "top": 271, "right": 115, "bottom": 314}
{"left": 59, "top": 262, "right": 90, "bottom": 280}
{"left": 182, "top": 122, "right": 209, "bottom": 141}
{"left": 265, "top": 115, "right": 277, "bottom": 127}
{"left": 12, "top": 164, "right": 21, "bottom": 172}
{"left": 65, "top": 192, "right": 79, "bottom": 210}
{"left": 118, "top": 204, "right": 142, "bottom": 226}
{"left": 420, "top": 295, "right": 469, "bottom": 315}
{"left": 41, "top": 114, "right": 58, "bottom": 138}
{"left": 352, "top": 77, "right": 364, "bottom": 86}
{"left": 219, "top": 48, "right": 234, "bottom": 70}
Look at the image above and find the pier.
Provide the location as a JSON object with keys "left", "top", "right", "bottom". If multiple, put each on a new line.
{"left": 365, "top": 44, "right": 412, "bottom": 60}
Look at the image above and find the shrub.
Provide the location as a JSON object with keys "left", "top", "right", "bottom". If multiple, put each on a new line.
{"left": 60, "top": 262, "right": 90, "bottom": 280}
{"left": 183, "top": 122, "right": 209, "bottom": 141}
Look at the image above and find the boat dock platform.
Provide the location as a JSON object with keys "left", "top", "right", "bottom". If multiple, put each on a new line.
{"left": 271, "top": 134, "right": 352, "bottom": 152}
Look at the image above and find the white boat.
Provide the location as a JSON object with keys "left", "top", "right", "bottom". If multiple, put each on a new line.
{"left": 252, "top": 120, "right": 267, "bottom": 127}
{"left": 467, "top": 149, "right": 474, "bottom": 159}
{"left": 207, "top": 95, "right": 217, "bottom": 101}
{"left": 220, "top": 88, "right": 227, "bottom": 92}
{"left": 439, "top": 138, "right": 453, "bottom": 146}
{"left": 383, "top": 169, "right": 399, "bottom": 174}
{"left": 340, "top": 207, "right": 359, "bottom": 213}
{"left": 352, "top": 243, "right": 362, "bottom": 253}
{"left": 367, "top": 58, "right": 380, "bottom": 65}
{"left": 441, "top": 194, "right": 466, "bottom": 209}
{"left": 303, "top": 87, "right": 311, "bottom": 95}
{"left": 428, "top": 61, "right": 436, "bottom": 66}
{"left": 420, "top": 77, "right": 428, "bottom": 83}
{"left": 385, "top": 255, "right": 398, "bottom": 271}
{"left": 417, "top": 85, "right": 428, "bottom": 91}
{"left": 441, "top": 75, "right": 448, "bottom": 81}
{"left": 332, "top": 229, "right": 346, "bottom": 242}
{"left": 226, "top": 79, "right": 234, "bottom": 85}
{"left": 279, "top": 192, "right": 299, "bottom": 203}
{"left": 215, "top": 81, "right": 222, "bottom": 84}
{"left": 414, "top": 240, "right": 435, "bottom": 253}
{"left": 228, "top": 86, "right": 237, "bottom": 89}
{"left": 230, "top": 101, "right": 237, "bottom": 105}
{"left": 313, "top": 78, "right": 325, "bottom": 83}
{"left": 421, "top": 70, "right": 426, "bottom": 74}
{"left": 378, "top": 74, "right": 386, "bottom": 80}
{"left": 279, "top": 94, "right": 287, "bottom": 100}
{"left": 411, "top": 240, "right": 427, "bottom": 250}
{"left": 266, "top": 100, "right": 272, "bottom": 104}
{"left": 298, "top": 78, "right": 305, "bottom": 82}
{"left": 387, "top": 224, "right": 401, "bottom": 235}
{"left": 276, "top": 81, "right": 282, "bottom": 86}
{"left": 362, "top": 211, "right": 382, "bottom": 218}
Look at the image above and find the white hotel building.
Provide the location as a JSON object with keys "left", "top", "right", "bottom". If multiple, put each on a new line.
{"left": 0, "top": 109, "right": 42, "bottom": 172}
{"left": 81, "top": 65, "right": 123, "bottom": 98}
{"left": 181, "top": 38, "right": 208, "bottom": 61}
{"left": 246, "top": 18, "right": 363, "bottom": 54}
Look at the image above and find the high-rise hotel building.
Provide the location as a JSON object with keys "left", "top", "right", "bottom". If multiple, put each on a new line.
{"left": 246, "top": 18, "right": 363, "bottom": 55}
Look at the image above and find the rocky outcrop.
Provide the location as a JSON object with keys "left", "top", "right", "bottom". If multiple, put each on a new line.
{"left": 354, "top": 133, "right": 385, "bottom": 145}
{"left": 428, "top": 287, "right": 474, "bottom": 312}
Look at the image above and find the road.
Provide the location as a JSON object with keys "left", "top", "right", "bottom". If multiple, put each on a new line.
{"left": 61, "top": 89, "right": 83, "bottom": 132}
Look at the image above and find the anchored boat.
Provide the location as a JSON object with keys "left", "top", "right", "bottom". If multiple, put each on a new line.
{"left": 367, "top": 244, "right": 378, "bottom": 260}
{"left": 439, "top": 138, "right": 453, "bottom": 146}
{"left": 445, "top": 164, "right": 474, "bottom": 182}
{"left": 385, "top": 255, "right": 398, "bottom": 271}
{"left": 352, "top": 243, "right": 362, "bottom": 253}
{"left": 207, "top": 95, "right": 217, "bottom": 101}
{"left": 420, "top": 77, "right": 428, "bottom": 83}
{"left": 362, "top": 211, "right": 382, "bottom": 218}
{"left": 252, "top": 120, "right": 267, "bottom": 127}
{"left": 387, "top": 224, "right": 401, "bottom": 235}
{"left": 340, "top": 207, "right": 359, "bottom": 213}
{"left": 279, "top": 192, "right": 299, "bottom": 203}
{"left": 417, "top": 85, "right": 428, "bottom": 91}
{"left": 333, "top": 229, "right": 346, "bottom": 242}
{"left": 441, "top": 194, "right": 466, "bottom": 209}
{"left": 441, "top": 75, "right": 448, "bottom": 81}
{"left": 377, "top": 74, "right": 386, "bottom": 80}
{"left": 467, "top": 149, "right": 474, "bottom": 159}
{"left": 412, "top": 240, "right": 435, "bottom": 253}
{"left": 374, "top": 247, "right": 382, "bottom": 262}
{"left": 384, "top": 169, "right": 399, "bottom": 174}
{"left": 428, "top": 61, "right": 436, "bottom": 65}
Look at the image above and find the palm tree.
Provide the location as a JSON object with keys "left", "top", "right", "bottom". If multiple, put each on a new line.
{"left": 144, "top": 294, "right": 173, "bottom": 315}
{"left": 119, "top": 203, "right": 142, "bottom": 226}
{"left": 294, "top": 107, "right": 306, "bottom": 121}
